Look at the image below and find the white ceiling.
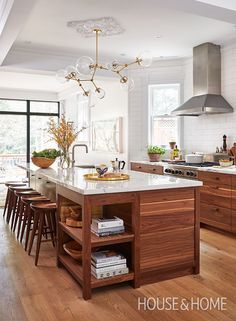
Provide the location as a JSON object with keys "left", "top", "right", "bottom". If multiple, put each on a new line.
{"left": 12, "top": 0, "right": 236, "bottom": 61}
{"left": 1, "top": 0, "right": 236, "bottom": 92}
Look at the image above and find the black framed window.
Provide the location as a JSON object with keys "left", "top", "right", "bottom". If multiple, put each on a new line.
{"left": 0, "top": 99, "right": 60, "bottom": 163}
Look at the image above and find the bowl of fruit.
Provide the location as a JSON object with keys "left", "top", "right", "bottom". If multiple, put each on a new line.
{"left": 31, "top": 149, "right": 61, "bottom": 168}
{"left": 219, "top": 159, "right": 234, "bottom": 167}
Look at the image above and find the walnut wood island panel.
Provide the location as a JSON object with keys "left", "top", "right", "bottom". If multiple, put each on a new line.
{"left": 18, "top": 163, "right": 202, "bottom": 300}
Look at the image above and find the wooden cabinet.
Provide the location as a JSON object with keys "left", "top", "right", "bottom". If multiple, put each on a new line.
{"left": 198, "top": 171, "right": 233, "bottom": 232}
{"left": 131, "top": 162, "right": 163, "bottom": 175}
{"left": 139, "top": 188, "right": 199, "bottom": 284}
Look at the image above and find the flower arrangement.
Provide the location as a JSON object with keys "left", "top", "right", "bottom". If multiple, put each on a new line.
{"left": 48, "top": 114, "right": 86, "bottom": 168}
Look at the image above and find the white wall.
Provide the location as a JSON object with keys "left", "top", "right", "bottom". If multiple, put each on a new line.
{"left": 59, "top": 78, "right": 128, "bottom": 166}
{"left": 128, "top": 60, "right": 186, "bottom": 161}
{"left": 0, "top": 87, "right": 58, "bottom": 101}
{"left": 183, "top": 43, "right": 236, "bottom": 153}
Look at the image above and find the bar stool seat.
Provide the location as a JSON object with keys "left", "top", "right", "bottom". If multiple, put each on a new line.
{"left": 28, "top": 202, "right": 57, "bottom": 266}
{"left": 20, "top": 196, "right": 51, "bottom": 250}
{"left": 6, "top": 186, "right": 33, "bottom": 224}
{"left": 12, "top": 190, "right": 41, "bottom": 232}
{"left": 3, "top": 182, "right": 27, "bottom": 218}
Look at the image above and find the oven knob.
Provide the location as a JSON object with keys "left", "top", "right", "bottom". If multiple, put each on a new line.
{"left": 186, "top": 171, "right": 190, "bottom": 176}
{"left": 165, "top": 168, "right": 170, "bottom": 173}
{"left": 189, "top": 172, "right": 194, "bottom": 176}
{"left": 179, "top": 170, "right": 183, "bottom": 175}
{"left": 171, "top": 170, "right": 175, "bottom": 174}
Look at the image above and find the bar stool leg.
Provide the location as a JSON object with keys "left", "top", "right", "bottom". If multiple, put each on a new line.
{"left": 28, "top": 212, "right": 39, "bottom": 256}
{"left": 45, "top": 211, "right": 55, "bottom": 247}
{"left": 3, "top": 188, "right": 10, "bottom": 218}
{"left": 23, "top": 208, "right": 33, "bottom": 251}
{"left": 35, "top": 213, "right": 44, "bottom": 266}
{"left": 17, "top": 202, "right": 26, "bottom": 239}
{"left": 14, "top": 200, "right": 24, "bottom": 233}
{"left": 10, "top": 195, "right": 18, "bottom": 230}
{"left": 6, "top": 191, "right": 14, "bottom": 224}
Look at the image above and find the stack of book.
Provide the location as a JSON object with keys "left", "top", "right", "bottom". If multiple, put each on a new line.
{"left": 91, "top": 216, "right": 124, "bottom": 237}
{"left": 91, "top": 250, "right": 129, "bottom": 279}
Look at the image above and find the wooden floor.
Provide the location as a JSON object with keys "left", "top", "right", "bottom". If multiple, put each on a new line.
{"left": 0, "top": 214, "right": 236, "bottom": 321}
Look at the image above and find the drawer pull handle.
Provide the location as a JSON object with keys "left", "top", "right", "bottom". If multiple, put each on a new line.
{"left": 215, "top": 177, "right": 220, "bottom": 180}
{"left": 138, "top": 166, "right": 142, "bottom": 169}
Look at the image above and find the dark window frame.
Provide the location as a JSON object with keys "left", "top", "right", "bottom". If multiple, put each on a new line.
{"left": 0, "top": 98, "right": 60, "bottom": 162}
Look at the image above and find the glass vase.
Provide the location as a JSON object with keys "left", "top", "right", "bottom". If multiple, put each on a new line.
{"left": 60, "top": 150, "right": 71, "bottom": 169}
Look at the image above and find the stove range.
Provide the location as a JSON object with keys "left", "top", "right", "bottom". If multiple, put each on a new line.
{"left": 163, "top": 161, "right": 218, "bottom": 179}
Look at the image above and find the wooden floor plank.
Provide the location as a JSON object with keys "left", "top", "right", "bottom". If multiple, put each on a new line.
{"left": 0, "top": 213, "right": 236, "bottom": 321}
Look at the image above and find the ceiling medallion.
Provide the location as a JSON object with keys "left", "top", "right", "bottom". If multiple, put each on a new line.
{"left": 67, "top": 17, "right": 124, "bottom": 37}
{"left": 56, "top": 29, "right": 152, "bottom": 100}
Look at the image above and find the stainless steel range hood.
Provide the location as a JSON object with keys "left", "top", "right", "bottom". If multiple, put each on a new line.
{"left": 172, "top": 42, "right": 234, "bottom": 116}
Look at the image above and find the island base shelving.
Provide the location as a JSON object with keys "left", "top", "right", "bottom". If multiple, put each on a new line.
{"left": 56, "top": 185, "right": 200, "bottom": 300}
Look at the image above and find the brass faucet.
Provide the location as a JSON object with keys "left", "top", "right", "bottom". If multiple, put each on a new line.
{"left": 72, "top": 144, "right": 88, "bottom": 167}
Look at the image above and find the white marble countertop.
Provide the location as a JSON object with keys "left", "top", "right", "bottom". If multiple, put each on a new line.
{"left": 17, "top": 162, "right": 202, "bottom": 195}
{"left": 131, "top": 160, "right": 236, "bottom": 175}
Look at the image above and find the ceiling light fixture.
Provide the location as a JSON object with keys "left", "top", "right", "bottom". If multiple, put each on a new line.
{"left": 56, "top": 29, "right": 152, "bottom": 100}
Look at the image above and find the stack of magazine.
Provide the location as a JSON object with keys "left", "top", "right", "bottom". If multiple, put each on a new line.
{"left": 91, "top": 216, "right": 124, "bottom": 237}
{"left": 91, "top": 250, "right": 129, "bottom": 279}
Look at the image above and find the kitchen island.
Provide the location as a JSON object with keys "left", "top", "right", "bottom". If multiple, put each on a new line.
{"left": 19, "top": 163, "right": 202, "bottom": 300}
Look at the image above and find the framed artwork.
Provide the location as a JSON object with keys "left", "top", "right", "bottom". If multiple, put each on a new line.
{"left": 92, "top": 117, "right": 123, "bottom": 153}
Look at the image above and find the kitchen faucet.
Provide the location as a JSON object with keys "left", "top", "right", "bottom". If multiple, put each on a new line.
{"left": 72, "top": 144, "right": 88, "bottom": 167}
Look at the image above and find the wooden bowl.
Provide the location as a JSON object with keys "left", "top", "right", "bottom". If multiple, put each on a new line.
{"left": 63, "top": 241, "right": 82, "bottom": 261}
{"left": 31, "top": 157, "right": 55, "bottom": 168}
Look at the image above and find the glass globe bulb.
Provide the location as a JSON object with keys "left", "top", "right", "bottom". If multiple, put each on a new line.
{"left": 76, "top": 56, "right": 94, "bottom": 76}
{"left": 104, "top": 62, "right": 112, "bottom": 70}
{"left": 138, "top": 51, "right": 153, "bottom": 67}
{"left": 56, "top": 69, "right": 68, "bottom": 83}
{"left": 111, "top": 60, "right": 119, "bottom": 70}
{"left": 120, "top": 77, "right": 135, "bottom": 91}
{"left": 65, "top": 65, "right": 78, "bottom": 78}
{"left": 95, "top": 88, "right": 105, "bottom": 99}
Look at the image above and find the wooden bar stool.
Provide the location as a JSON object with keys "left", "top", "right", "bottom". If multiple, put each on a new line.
{"left": 20, "top": 196, "right": 51, "bottom": 251}
{"left": 28, "top": 202, "right": 57, "bottom": 266}
{"left": 11, "top": 190, "right": 41, "bottom": 231}
{"left": 3, "top": 182, "right": 27, "bottom": 218}
{"left": 6, "top": 186, "right": 33, "bottom": 224}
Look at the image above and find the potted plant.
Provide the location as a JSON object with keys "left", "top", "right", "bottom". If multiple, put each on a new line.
{"left": 31, "top": 149, "right": 61, "bottom": 168}
{"left": 147, "top": 145, "right": 165, "bottom": 162}
{"left": 169, "top": 141, "right": 176, "bottom": 150}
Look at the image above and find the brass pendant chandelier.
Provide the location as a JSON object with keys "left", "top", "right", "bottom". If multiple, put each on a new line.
{"left": 56, "top": 29, "right": 152, "bottom": 99}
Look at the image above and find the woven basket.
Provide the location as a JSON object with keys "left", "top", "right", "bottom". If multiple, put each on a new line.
{"left": 63, "top": 241, "right": 82, "bottom": 261}
{"left": 31, "top": 157, "right": 55, "bottom": 168}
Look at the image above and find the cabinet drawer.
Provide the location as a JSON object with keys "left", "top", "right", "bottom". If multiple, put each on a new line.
{"left": 131, "top": 162, "right": 163, "bottom": 174}
{"left": 140, "top": 228, "right": 195, "bottom": 270}
{"left": 200, "top": 203, "right": 231, "bottom": 231}
{"left": 232, "top": 210, "right": 236, "bottom": 233}
{"left": 198, "top": 171, "right": 232, "bottom": 186}
{"left": 145, "top": 165, "right": 163, "bottom": 174}
{"left": 200, "top": 183, "right": 232, "bottom": 209}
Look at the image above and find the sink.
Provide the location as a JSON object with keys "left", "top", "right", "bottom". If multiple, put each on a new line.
{"left": 75, "top": 165, "right": 95, "bottom": 169}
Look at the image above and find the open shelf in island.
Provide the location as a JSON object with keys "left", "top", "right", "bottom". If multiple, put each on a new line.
{"left": 58, "top": 253, "right": 134, "bottom": 289}
{"left": 59, "top": 222, "right": 135, "bottom": 247}
{"left": 57, "top": 187, "right": 139, "bottom": 300}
